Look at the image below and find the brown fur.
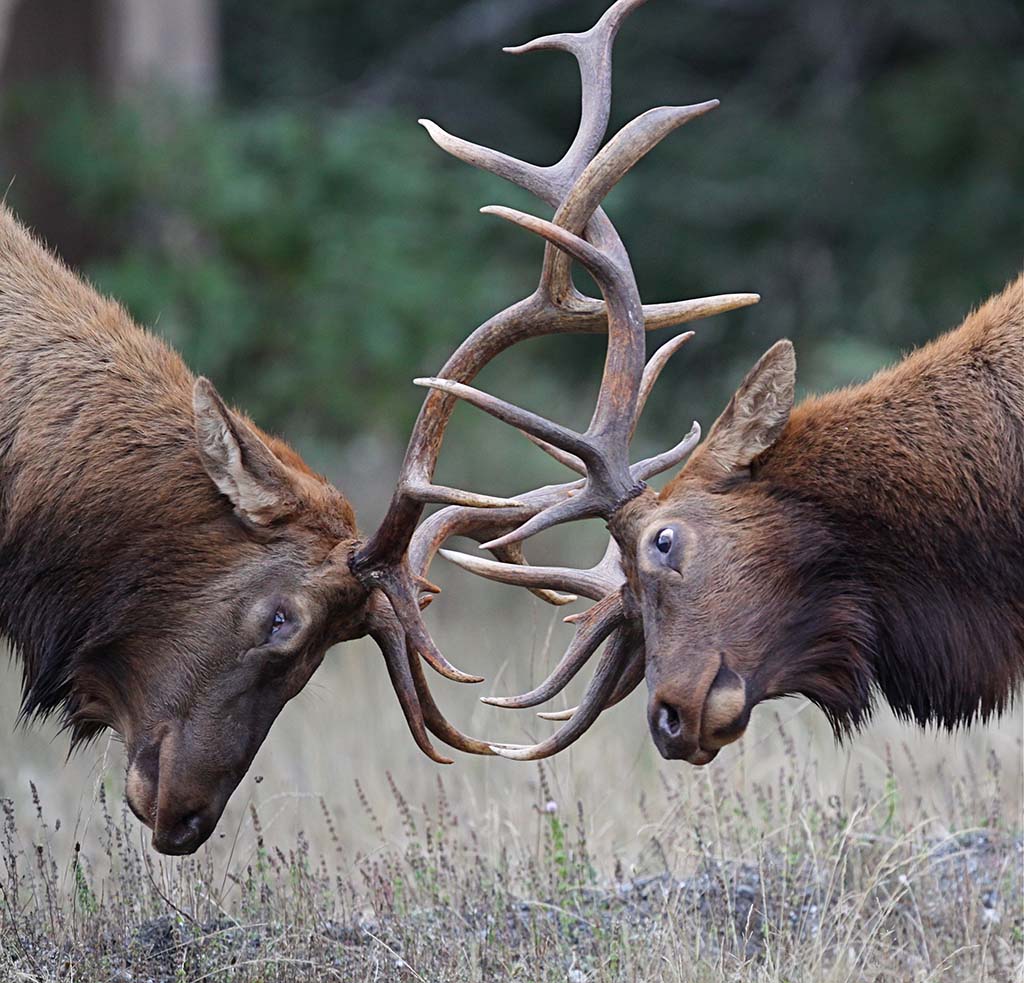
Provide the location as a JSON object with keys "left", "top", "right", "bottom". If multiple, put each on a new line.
{"left": 613, "top": 275, "right": 1024, "bottom": 762}
{"left": 0, "top": 207, "right": 366, "bottom": 851}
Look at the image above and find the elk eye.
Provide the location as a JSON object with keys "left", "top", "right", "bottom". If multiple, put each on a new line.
{"left": 655, "top": 528, "right": 675, "bottom": 554}
{"left": 265, "top": 610, "right": 288, "bottom": 644}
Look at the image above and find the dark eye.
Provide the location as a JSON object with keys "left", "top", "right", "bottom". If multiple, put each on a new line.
{"left": 264, "top": 609, "right": 289, "bottom": 645}
{"left": 655, "top": 528, "right": 675, "bottom": 554}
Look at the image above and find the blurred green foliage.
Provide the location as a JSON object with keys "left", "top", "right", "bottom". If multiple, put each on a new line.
{"left": 2, "top": 0, "right": 1022, "bottom": 455}
{"left": 6, "top": 90, "right": 537, "bottom": 442}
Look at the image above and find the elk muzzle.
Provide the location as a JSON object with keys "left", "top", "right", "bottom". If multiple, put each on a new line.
{"left": 126, "top": 725, "right": 237, "bottom": 855}
{"left": 647, "top": 659, "right": 751, "bottom": 764}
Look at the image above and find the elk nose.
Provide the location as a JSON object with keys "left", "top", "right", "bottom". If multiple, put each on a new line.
{"left": 648, "top": 697, "right": 702, "bottom": 762}
{"left": 649, "top": 684, "right": 687, "bottom": 755}
{"left": 152, "top": 808, "right": 216, "bottom": 856}
{"left": 648, "top": 693, "right": 719, "bottom": 765}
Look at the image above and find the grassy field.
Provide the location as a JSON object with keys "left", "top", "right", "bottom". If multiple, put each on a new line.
{"left": 1, "top": 577, "right": 1021, "bottom": 981}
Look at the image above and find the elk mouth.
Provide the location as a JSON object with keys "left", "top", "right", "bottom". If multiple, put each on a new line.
{"left": 687, "top": 745, "right": 721, "bottom": 766}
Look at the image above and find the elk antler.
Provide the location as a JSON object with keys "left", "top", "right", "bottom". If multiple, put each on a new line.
{"left": 408, "top": 332, "right": 703, "bottom": 759}
{"left": 349, "top": 0, "right": 756, "bottom": 762}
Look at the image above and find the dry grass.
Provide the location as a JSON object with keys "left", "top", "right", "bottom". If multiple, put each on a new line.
{"left": 1, "top": 587, "right": 1022, "bottom": 981}
{"left": 0, "top": 735, "right": 1020, "bottom": 982}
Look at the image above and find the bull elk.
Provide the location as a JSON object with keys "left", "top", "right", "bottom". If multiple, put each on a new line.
{"left": 0, "top": 203, "right": 499, "bottom": 853}
{"left": 419, "top": 4, "right": 1024, "bottom": 763}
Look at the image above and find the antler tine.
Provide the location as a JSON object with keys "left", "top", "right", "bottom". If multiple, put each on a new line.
{"left": 487, "top": 622, "right": 633, "bottom": 760}
{"left": 537, "top": 622, "right": 645, "bottom": 720}
{"left": 517, "top": 329, "right": 694, "bottom": 474}
{"left": 627, "top": 332, "right": 702, "bottom": 478}
{"left": 406, "top": 482, "right": 524, "bottom": 509}
{"left": 439, "top": 532, "right": 623, "bottom": 604}
{"left": 491, "top": 542, "right": 578, "bottom": 606}
{"left": 422, "top": 0, "right": 648, "bottom": 207}
{"left": 632, "top": 421, "right": 701, "bottom": 482}
{"left": 518, "top": 431, "right": 586, "bottom": 476}
{"left": 636, "top": 293, "right": 760, "bottom": 332}
{"left": 365, "top": 598, "right": 452, "bottom": 764}
{"left": 374, "top": 565, "right": 482, "bottom": 684}
{"left": 636, "top": 332, "right": 694, "bottom": 430}
{"left": 403, "top": 642, "right": 500, "bottom": 756}
{"left": 417, "top": 119, "right": 552, "bottom": 204}
{"left": 481, "top": 590, "right": 624, "bottom": 710}
{"left": 541, "top": 101, "right": 720, "bottom": 293}
{"left": 534, "top": 290, "right": 761, "bottom": 336}
{"left": 440, "top": 550, "right": 615, "bottom": 603}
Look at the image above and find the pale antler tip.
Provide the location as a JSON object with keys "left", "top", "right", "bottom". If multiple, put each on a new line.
{"left": 448, "top": 669, "right": 486, "bottom": 685}
{"left": 727, "top": 292, "right": 760, "bottom": 308}
{"left": 439, "top": 548, "right": 476, "bottom": 569}
{"left": 537, "top": 708, "right": 575, "bottom": 721}
{"left": 502, "top": 32, "right": 572, "bottom": 57}
{"left": 478, "top": 532, "right": 516, "bottom": 552}
{"left": 417, "top": 118, "right": 451, "bottom": 147}
{"left": 488, "top": 744, "right": 533, "bottom": 760}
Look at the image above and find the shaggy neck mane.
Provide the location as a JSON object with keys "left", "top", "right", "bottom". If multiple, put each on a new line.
{"left": 755, "top": 275, "right": 1024, "bottom": 733}
{"left": 0, "top": 209, "right": 246, "bottom": 744}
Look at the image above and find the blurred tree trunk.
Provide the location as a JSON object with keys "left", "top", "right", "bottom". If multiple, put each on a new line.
{"left": 0, "top": 0, "right": 17, "bottom": 69}
{"left": 0, "top": 0, "right": 218, "bottom": 263}
{"left": 104, "top": 0, "right": 218, "bottom": 102}
{"left": 0, "top": 0, "right": 217, "bottom": 99}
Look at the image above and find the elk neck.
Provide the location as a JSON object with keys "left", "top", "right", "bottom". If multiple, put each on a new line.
{"left": 749, "top": 274, "right": 1024, "bottom": 730}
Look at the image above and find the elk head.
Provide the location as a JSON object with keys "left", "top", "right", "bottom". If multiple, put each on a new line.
{"left": 101, "top": 352, "right": 507, "bottom": 854}
{"left": 105, "top": 380, "right": 367, "bottom": 854}
{"left": 608, "top": 340, "right": 873, "bottom": 763}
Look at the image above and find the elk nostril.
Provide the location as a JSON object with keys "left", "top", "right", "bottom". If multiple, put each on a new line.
{"left": 158, "top": 811, "right": 211, "bottom": 855}
{"left": 657, "top": 702, "right": 682, "bottom": 739}
{"left": 175, "top": 812, "right": 204, "bottom": 845}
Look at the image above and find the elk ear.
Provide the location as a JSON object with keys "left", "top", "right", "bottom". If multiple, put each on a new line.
{"left": 699, "top": 340, "right": 795, "bottom": 475}
{"left": 193, "top": 378, "right": 298, "bottom": 526}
